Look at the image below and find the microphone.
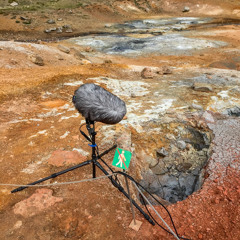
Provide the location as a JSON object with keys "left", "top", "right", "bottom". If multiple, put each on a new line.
{"left": 72, "top": 83, "right": 127, "bottom": 124}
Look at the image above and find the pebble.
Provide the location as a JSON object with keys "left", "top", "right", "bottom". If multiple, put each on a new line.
{"left": 65, "top": 28, "right": 73, "bottom": 33}
{"left": 85, "top": 46, "right": 93, "bottom": 52}
{"left": 141, "top": 67, "right": 154, "bottom": 79}
{"left": 20, "top": 16, "right": 27, "bottom": 20}
{"left": 58, "top": 45, "right": 70, "bottom": 54}
{"left": 23, "top": 19, "right": 31, "bottom": 24}
{"left": 202, "top": 111, "right": 215, "bottom": 123}
{"left": 156, "top": 66, "right": 172, "bottom": 75}
{"left": 156, "top": 147, "right": 169, "bottom": 157}
{"left": 192, "top": 83, "right": 213, "bottom": 92}
{"left": 63, "top": 24, "right": 71, "bottom": 29}
{"left": 191, "top": 103, "right": 203, "bottom": 110}
{"left": 105, "top": 24, "right": 112, "bottom": 28}
{"left": 10, "top": 1, "right": 18, "bottom": 6}
{"left": 182, "top": 6, "right": 190, "bottom": 12}
{"left": 56, "top": 27, "right": 63, "bottom": 33}
{"left": 47, "top": 19, "right": 55, "bottom": 24}
{"left": 177, "top": 140, "right": 186, "bottom": 150}
{"left": 29, "top": 55, "right": 44, "bottom": 66}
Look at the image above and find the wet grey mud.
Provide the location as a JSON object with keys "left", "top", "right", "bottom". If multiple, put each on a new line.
{"left": 0, "top": 5, "right": 240, "bottom": 240}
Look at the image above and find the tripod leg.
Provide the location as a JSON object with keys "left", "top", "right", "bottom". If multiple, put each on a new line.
{"left": 11, "top": 145, "right": 117, "bottom": 194}
{"left": 95, "top": 161, "right": 155, "bottom": 226}
{"left": 11, "top": 160, "right": 92, "bottom": 193}
{"left": 92, "top": 162, "right": 96, "bottom": 178}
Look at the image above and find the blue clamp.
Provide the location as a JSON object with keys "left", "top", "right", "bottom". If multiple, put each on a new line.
{"left": 88, "top": 144, "right": 97, "bottom": 147}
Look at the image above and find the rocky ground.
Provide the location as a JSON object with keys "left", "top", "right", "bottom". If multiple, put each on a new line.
{"left": 0, "top": 0, "right": 240, "bottom": 240}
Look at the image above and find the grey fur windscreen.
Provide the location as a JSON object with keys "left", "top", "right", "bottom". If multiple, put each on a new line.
{"left": 72, "top": 83, "right": 127, "bottom": 124}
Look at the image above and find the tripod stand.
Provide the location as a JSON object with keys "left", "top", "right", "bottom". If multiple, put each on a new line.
{"left": 11, "top": 119, "right": 154, "bottom": 225}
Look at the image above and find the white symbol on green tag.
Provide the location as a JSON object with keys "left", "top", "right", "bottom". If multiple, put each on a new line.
{"left": 112, "top": 148, "right": 132, "bottom": 170}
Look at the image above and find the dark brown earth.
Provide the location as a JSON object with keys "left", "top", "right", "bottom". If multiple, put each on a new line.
{"left": 0, "top": 1, "right": 240, "bottom": 240}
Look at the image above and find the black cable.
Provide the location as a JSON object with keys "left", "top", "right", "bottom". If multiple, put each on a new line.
{"left": 96, "top": 146, "right": 121, "bottom": 185}
{"left": 79, "top": 123, "right": 92, "bottom": 143}
{"left": 114, "top": 171, "right": 191, "bottom": 240}
{"left": 141, "top": 195, "right": 191, "bottom": 240}
{"left": 79, "top": 122, "right": 190, "bottom": 239}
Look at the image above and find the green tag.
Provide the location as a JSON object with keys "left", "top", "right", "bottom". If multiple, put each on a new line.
{"left": 112, "top": 148, "right": 132, "bottom": 170}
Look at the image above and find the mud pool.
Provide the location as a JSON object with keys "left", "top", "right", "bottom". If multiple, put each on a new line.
{"left": 69, "top": 17, "right": 227, "bottom": 56}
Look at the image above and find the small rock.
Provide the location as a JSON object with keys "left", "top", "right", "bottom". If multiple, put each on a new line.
{"left": 63, "top": 24, "right": 71, "bottom": 29}
{"left": 65, "top": 28, "right": 73, "bottom": 33}
{"left": 57, "top": 18, "right": 63, "bottom": 21}
{"left": 202, "top": 111, "right": 215, "bottom": 123}
{"left": 10, "top": 1, "right": 18, "bottom": 7}
{"left": 29, "top": 55, "right": 44, "bottom": 66}
{"left": 177, "top": 162, "right": 192, "bottom": 171}
{"left": 198, "top": 150, "right": 205, "bottom": 156}
{"left": 56, "top": 27, "right": 63, "bottom": 33}
{"left": 104, "top": 59, "right": 112, "bottom": 64}
{"left": 222, "top": 106, "right": 240, "bottom": 117}
{"left": 58, "top": 44, "right": 70, "bottom": 54}
{"left": 156, "top": 147, "right": 169, "bottom": 157}
{"left": 49, "top": 27, "right": 57, "bottom": 31}
{"left": 182, "top": 6, "right": 190, "bottom": 12}
{"left": 177, "top": 140, "right": 186, "bottom": 150}
{"left": 192, "top": 83, "right": 213, "bottom": 92}
{"left": 20, "top": 16, "right": 27, "bottom": 20}
{"left": 141, "top": 67, "right": 154, "bottom": 79}
{"left": 79, "top": 59, "right": 92, "bottom": 65}
{"left": 191, "top": 103, "right": 203, "bottom": 110}
{"left": 85, "top": 46, "right": 93, "bottom": 52}
{"left": 162, "top": 65, "right": 172, "bottom": 74}
{"left": 23, "top": 19, "right": 31, "bottom": 24}
{"left": 105, "top": 24, "right": 112, "bottom": 28}
{"left": 47, "top": 19, "right": 55, "bottom": 24}
{"left": 44, "top": 29, "right": 51, "bottom": 33}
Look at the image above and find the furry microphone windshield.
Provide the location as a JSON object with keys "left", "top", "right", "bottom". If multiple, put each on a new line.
{"left": 72, "top": 83, "right": 127, "bottom": 124}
